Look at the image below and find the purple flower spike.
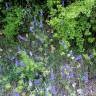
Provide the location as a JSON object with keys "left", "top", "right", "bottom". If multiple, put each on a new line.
{"left": 62, "top": 0, "right": 65, "bottom": 6}
{"left": 29, "top": 26, "right": 33, "bottom": 32}
{"left": 51, "top": 86, "right": 57, "bottom": 95}
{"left": 89, "top": 54, "right": 93, "bottom": 59}
{"left": 17, "top": 46, "right": 21, "bottom": 52}
{"left": 50, "top": 68, "right": 54, "bottom": 80}
{"left": 15, "top": 59, "right": 19, "bottom": 66}
{"left": 34, "top": 16, "right": 38, "bottom": 26}
{"left": 64, "top": 64, "right": 71, "bottom": 71}
{"left": 75, "top": 55, "right": 82, "bottom": 61}
{"left": 61, "top": 90, "right": 65, "bottom": 96}
{"left": 18, "top": 35, "right": 27, "bottom": 41}
{"left": 82, "top": 72, "right": 88, "bottom": 83}
{"left": 69, "top": 72, "right": 74, "bottom": 78}
{"left": 15, "top": 92, "right": 20, "bottom": 96}
{"left": 61, "top": 67, "right": 66, "bottom": 79}
{"left": 34, "top": 79, "right": 41, "bottom": 85}
{"left": 40, "top": 19, "right": 43, "bottom": 28}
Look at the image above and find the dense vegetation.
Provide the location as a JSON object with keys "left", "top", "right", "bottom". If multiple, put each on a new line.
{"left": 0, "top": 0, "right": 96, "bottom": 96}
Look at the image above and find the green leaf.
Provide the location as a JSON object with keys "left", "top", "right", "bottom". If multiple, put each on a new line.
{"left": 88, "top": 37, "right": 95, "bottom": 43}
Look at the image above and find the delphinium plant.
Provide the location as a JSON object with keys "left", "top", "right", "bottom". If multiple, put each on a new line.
{"left": 0, "top": 0, "right": 96, "bottom": 96}
{"left": 45, "top": 0, "right": 96, "bottom": 95}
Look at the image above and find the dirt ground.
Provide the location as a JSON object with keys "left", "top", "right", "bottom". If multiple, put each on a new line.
{"left": 79, "top": 79, "right": 96, "bottom": 96}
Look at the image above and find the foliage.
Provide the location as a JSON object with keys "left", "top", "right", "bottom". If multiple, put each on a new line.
{"left": 15, "top": 51, "right": 47, "bottom": 93}
{"left": 0, "top": 0, "right": 96, "bottom": 96}
{"left": 3, "top": 7, "right": 24, "bottom": 38}
{"left": 48, "top": 0, "right": 96, "bottom": 52}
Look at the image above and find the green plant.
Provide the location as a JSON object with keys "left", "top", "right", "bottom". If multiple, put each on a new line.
{"left": 3, "top": 7, "right": 24, "bottom": 38}
{"left": 48, "top": 0, "right": 95, "bottom": 53}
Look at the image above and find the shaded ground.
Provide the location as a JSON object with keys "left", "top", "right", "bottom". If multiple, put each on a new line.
{"left": 83, "top": 79, "right": 96, "bottom": 96}
{"left": 76, "top": 79, "right": 96, "bottom": 96}
{"left": 0, "top": 79, "right": 96, "bottom": 96}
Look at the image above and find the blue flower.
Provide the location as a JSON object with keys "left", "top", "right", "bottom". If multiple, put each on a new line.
{"left": 18, "top": 35, "right": 27, "bottom": 41}
{"left": 40, "top": 19, "right": 43, "bottom": 28}
{"left": 15, "top": 59, "right": 19, "bottom": 66}
{"left": 29, "top": 26, "right": 33, "bottom": 32}
{"left": 50, "top": 68, "right": 54, "bottom": 80}
{"left": 17, "top": 46, "right": 21, "bottom": 52}
{"left": 69, "top": 72, "right": 74, "bottom": 78}
{"left": 61, "top": 90, "right": 65, "bottom": 96}
{"left": 62, "top": 0, "right": 65, "bottom": 6}
{"left": 89, "top": 54, "right": 93, "bottom": 59}
{"left": 61, "top": 67, "right": 66, "bottom": 79}
{"left": 51, "top": 86, "right": 57, "bottom": 95}
{"left": 64, "top": 64, "right": 71, "bottom": 71}
{"left": 82, "top": 72, "right": 88, "bottom": 83}
{"left": 75, "top": 55, "right": 82, "bottom": 61}
{"left": 34, "top": 79, "right": 41, "bottom": 85}
{"left": 15, "top": 92, "right": 20, "bottom": 96}
{"left": 39, "top": 10, "right": 43, "bottom": 29}
{"left": 29, "top": 22, "right": 34, "bottom": 32}
{"left": 34, "top": 16, "right": 38, "bottom": 26}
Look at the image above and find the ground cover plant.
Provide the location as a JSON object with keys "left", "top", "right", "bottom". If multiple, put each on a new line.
{"left": 0, "top": 0, "right": 96, "bottom": 96}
